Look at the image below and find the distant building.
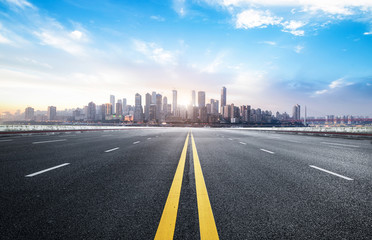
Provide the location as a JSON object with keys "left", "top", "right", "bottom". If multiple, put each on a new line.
{"left": 110, "top": 95, "right": 115, "bottom": 114}
{"left": 199, "top": 106, "right": 208, "bottom": 122}
{"left": 145, "top": 93, "right": 151, "bottom": 122}
{"left": 47, "top": 106, "right": 57, "bottom": 121}
{"left": 221, "top": 86, "right": 226, "bottom": 112}
{"left": 210, "top": 99, "right": 219, "bottom": 115}
{"left": 116, "top": 102, "right": 123, "bottom": 117}
{"left": 292, "top": 104, "right": 301, "bottom": 120}
{"left": 192, "top": 90, "right": 196, "bottom": 106}
{"left": 152, "top": 91, "right": 156, "bottom": 104}
{"left": 122, "top": 98, "right": 127, "bottom": 115}
{"left": 134, "top": 93, "right": 143, "bottom": 122}
{"left": 149, "top": 104, "right": 156, "bottom": 122}
{"left": 198, "top": 91, "right": 205, "bottom": 108}
{"left": 163, "top": 96, "right": 168, "bottom": 120}
{"left": 25, "top": 107, "right": 34, "bottom": 121}
{"left": 86, "top": 102, "right": 96, "bottom": 121}
{"left": 105, "top": 103, "right": 112, "bottom": 115}
{"left": 172, "top": 90, "right": 177, "bottom": 114}
{"left": 156, "top": 94, "right": 162, "bottom": 122}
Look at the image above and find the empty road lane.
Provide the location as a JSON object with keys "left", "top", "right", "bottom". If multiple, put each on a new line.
{"left": 1, "top": 128, "right": 371, "bottom": 239}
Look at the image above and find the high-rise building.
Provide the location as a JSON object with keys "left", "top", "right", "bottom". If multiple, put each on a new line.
{"left": 221, "top": 86, "right": 226, "bottom": 112}
{"left": 198, "top": 91, "right": 205, "bottom": 108}
{"left": 149, "top": 104, "right": 156, "bottom": 122}
{"left": 122, "top": 98, "right": 127, "bottom": 113}
{"left": 47, "top": 106, "right": 57, "bottom": 121}
{"left": 116, "top": 102, "right": 123, "bottom": 116}
{"left": 199, "top": 106, "right": 208, "bottom": 122}
{"left": 145, "top": 93, "right": 151, "bottom": 121}
{"left": 86, "top": 102, "right": 96, "bottom": 121}
{"left": 105, "top": 103, "right": 112, "bottom": 115}
{"left": 134, "top": 93, "right": 143, "bottom": 122}
{"left": 163, "top": 96, "right": 168, "bottom": 118}
{"left": 210, "top": 99, "right": 219, "bottom": 115}
{"left": 110, "top": 95, "right": 115, "bottom": 114}
{"left": 192, "top": 90, "right": 196, "bottom": 106}
{"left": 25, "top": 107, "right": 34, "bottom": 121}
{"left": 172, "top": 90, "right": 177, "bottom": 114}
{"left": 156, "top": 94, "right": 162, "bottom": 122}
{"left": 292, "top": 104, "right": 301, "bottom": 120}
{"left": 152, "top": 91, "right": 156, "bottom": 104}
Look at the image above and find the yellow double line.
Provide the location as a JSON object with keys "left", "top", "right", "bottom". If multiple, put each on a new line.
{"left": 155, "top": 133, "right": 219, "bottom": 240}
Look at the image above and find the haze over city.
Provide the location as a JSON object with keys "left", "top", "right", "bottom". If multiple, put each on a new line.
{"left": 1, "top": 0, "right": 372, "bottom": 116}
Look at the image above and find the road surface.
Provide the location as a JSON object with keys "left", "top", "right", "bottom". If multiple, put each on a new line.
{"left": 1, "top": 128, "right": 371, "bottom": 239}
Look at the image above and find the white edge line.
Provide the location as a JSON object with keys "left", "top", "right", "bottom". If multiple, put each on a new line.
{"left": 147, "top": 138, "right": 151, "bottom": 140}
{"left": 104, "top": 147, "right": 119, "bottom": 153}
{"left": 309, "top": 165, "right": 353, "bottom": 181}
{"left": 133, "top": 141, "right": 140, "bottom": 144}
{"left": 32, "top": 139, "right": 67, "bottom": 144}
{"left": 0, "top": 139, "right": 13, "bottom": 142}
{"left": 321, "top": 142, "right": 359, "bottom": 148}
{"left": 239, "top": 142, "right": 247, "bottom": 145}
{"left": 26, "top": 163, "right": 70, "bottom": 177}
{"left": 260, "top": 149, "right": 275, "bottom": 154}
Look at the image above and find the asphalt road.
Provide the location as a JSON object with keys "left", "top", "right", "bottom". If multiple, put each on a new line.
{"left": 1, "top": 128, "right": 371, "bottom": 239}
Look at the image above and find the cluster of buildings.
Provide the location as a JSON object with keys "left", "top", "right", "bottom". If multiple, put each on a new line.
{"left": 1, "top": 87, "right": 371, "bottom": 126}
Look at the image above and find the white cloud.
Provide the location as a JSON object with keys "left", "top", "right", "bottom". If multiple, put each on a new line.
{"left": 206, "top": 0, "right": 372, "bottom": 35}
{"left": 34, "top": 31, "right": 85, "bottom": 56}
{"left": 69, "top": 30, "right": 83, "bottom": 40}
{"left": 364, "top": 31, "right": 372, "bottom": 35}
{"left": 0, "top": 33, "right": 12, "bottom": 44}
{"left": 173, "top": 0, "right": 186, "bottom": 17}
{"left": 236, "top": 9, "right": 282, "bottom": 29}
{"left": 202, "top": 52, "right": 225, "bottom": 73}
{"left": 218, "top": 0, "right": 372, "bottom": 15}
{"left": 261, "top": 41, "right": 277, "bottom": 45}
{"left": 150, "top": 15, "right": 165, "bottom": 22}
{"left": 314, "top": 89, "right": 328, "bottom": 95}
{"left": 329, "top": 78, "right": 353, "bottom": 89}
{"left": 294, "top": 45, "right": 304, "bottom": 53}
{"left": 133, "top": 40, "right": 176, "bottom": 65}
{"left": 282, "top": 20, "right": 306, "bottom": 36}
{"left": 313, "top": 77, "right": 354, "bottom": 95}
{"left": 19, "top": 57, "right": 53, "bottom": 69}
{"left": 4, "top": 0, "right": 35, "bottom": 9}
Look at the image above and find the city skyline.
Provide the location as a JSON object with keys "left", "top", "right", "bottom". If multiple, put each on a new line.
{"left": 1, "top": 0, "right": 372, "bottom": 116}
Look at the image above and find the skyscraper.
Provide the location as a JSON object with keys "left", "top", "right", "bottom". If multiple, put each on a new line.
{"left": 47, "top": 106, "right": 57, "bottom": 121}
{"left": 221, "top": 86, "right": 226, "bottom": 112}
{"left": 86, "top": 102, "right": 96, "bottom": 121}
{"left": 172, "top": 90, "right": 177, "bottom": 114}
{"left": 116, "top": 102, "right": 123, "bottom": 116}
{"left": 156, "top": 94, "right": 162, "bottom": 122}
{"left": 163, "top": 96, "right": 168, "bottom": 118}
{"left": 105, "top": 103, "right": 112, "bottom": 115}
{"left": 25, "top": 107, "right": 34, "bottom": 121}
{"left": 134, "top": 93, "right": 143, "bottom": 122}
{"left": 292, "top": 104, "right": 301, "bottom": 120}
{"left": 152, "top": 91, "right": 156, "bottom": 104}
{"left": 110, "top": 95, "right": 115, "bottom": 114}
{"left": 145, "top": 93, "right": 151, "bottom": 121}
{"left": 198, "top": 91, "right": 205, "bottom": 108}
{"left": 122, "top": 98, "right": 127, "bottom": 115}
{"left": 211, "top": 99, "right": 219, "bottom": 115}
{"left": 192, "top": 90, "right": 196, "bottom": 106}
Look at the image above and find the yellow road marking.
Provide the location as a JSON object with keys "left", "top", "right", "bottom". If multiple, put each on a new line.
{"left": 191, "top": 133, "right": 219, "bottom": 240}
{"left": 154, "top": 133, "right": 189, "bottom": 240}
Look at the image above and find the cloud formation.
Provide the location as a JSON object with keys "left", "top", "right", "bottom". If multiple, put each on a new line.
{"left": 133, "top": 40, "right": 177, "bottom": 65}
{"left": 205, "top": 0, "right": 372, "bottom": 36}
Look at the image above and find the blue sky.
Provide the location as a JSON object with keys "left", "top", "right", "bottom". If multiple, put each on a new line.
{"left": 0, "top": 0, "right": 371, "bottom": 116}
